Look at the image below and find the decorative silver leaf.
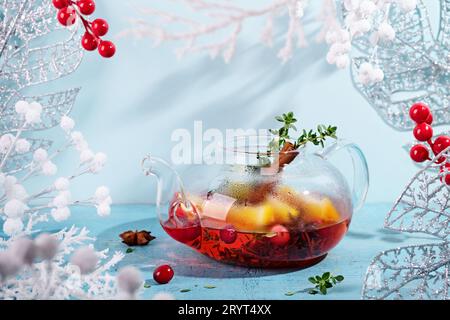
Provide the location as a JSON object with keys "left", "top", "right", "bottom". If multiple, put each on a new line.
{"left": 362, "top": 242, "right": 450, "bottom": 300}
{"left": 3, "top": 138, "right": 53, "bottom": 174}
{"left": 0, "top": 88, "right": 80, "bottom": 132}
{"left": 386, "top": 150, "right": 450, "bottom": 239}
{"left": 350, "top": 1, "right": 450, "bottom": 131}
{"left": 1, "top": 31, "right": 83, "bottom": 89}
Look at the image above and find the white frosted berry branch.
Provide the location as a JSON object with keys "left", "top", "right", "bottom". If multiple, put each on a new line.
{"left": 121, "top": 0, "right": 324, "bottom": 63}
{"left": 0, "top": 101, "right": 111, "bottom": 237}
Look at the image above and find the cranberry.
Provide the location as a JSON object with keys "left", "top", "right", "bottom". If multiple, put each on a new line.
{"left": 432, "top": 135, "right": 450, "bottom": 164}
{"left": 425, "top": 113, "right": 433, "bottom": 125}
{"left": 220, "top": 225, "right": 237, "bottom": 244}
{"left": 410, "top": 102, "right": 431, "bottom": 124}
{"left": 92, "top": 18, "right": 109, "bottom": 37}
{"left": 433, "top": 136, "right": 450, "bottom": 155}
{"left": 153, "top": 265, "right": 174, "bottom": 284}
{"left": 52, "top": 0, "right": 70, "bottom": 9}
{"left": 410, "top": 144, "right": 429, "bottom": 163}
{"left": 77, "top": 0, "right": 96, "bottom": 15}
{"left": 81, "top": 32, "right": 98, "bottom": 51}
{"left": 413, "top": 123, "right": 433, "bottom": 142}
{"left": 57, "top": 6, "right": 77, "bottom": 26}
{"left": 269, "top": 224, "right": 290, "bottom": 246}
{"left": 98, "top": 40, "right": 116, "bottom": 58}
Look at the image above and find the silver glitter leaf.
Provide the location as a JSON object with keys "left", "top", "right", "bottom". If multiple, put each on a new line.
{"left": 1, "top": 31, "right": 82, "bottom": 89}
{"left": 362, "top": 242, "right": 450, "bottom": 300}
{"left": 386, "top": 151, "right": 450, "bottom": 239}
{"left": 350, "top": 1, "right": 450, "bottom": 131}
{"left": 3, "top": 138, "right": 53, "bottom": 174}
{"left": 0, "top": 88, "right": 80, "bottom": 132}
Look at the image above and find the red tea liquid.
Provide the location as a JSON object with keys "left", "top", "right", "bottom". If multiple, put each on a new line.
{"left": 162, "top": 218, "right": 350, "bottom": 268}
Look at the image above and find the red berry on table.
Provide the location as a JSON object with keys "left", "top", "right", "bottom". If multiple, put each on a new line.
{"left": 425, "top": 113, "right": 433, "bottom": 125}
{"left": 57, "top": 6, "right": 77, "bottom": 26}
{"left": 52, "top": 0, "right": 70, "bottom": 9}
{"left": 92, "top": 18, "right": 109, "bottom": 37}
{"left": 153, "top": 265, "right": 174, "bottom": 284}
{"left": 410, "top": 102, "right": 431, "bottom": 124}
{"left": 77, "top": 0, "right": 96, "bottom": 15}
{"left": 81, "top": 32, "right": 98, "bottom": 51}
{"left": 98, "top": 40, "right": 116, "bottom": 58}
{"left": 220, "top": 225, "right": 237, "bottom": 244}
{"left": 269, "top": 224, "right": 290, "bottom": 246}
{"left": 410, "top": 144, "right": 429, "bottom": 163}
{"left": 413, "top": 123, "right": 433, "bottom": 142}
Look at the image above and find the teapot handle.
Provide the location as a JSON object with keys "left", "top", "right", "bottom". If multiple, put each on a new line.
{"left": 318, "top": 140, "right": 369, "bottom": 212}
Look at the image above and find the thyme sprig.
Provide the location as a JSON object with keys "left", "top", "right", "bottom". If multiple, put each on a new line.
{"left": 308, "top": 272, "right": 344, "bottom": 295}
{"left": 269, "top": 112, "right": 337, "bottom": 150}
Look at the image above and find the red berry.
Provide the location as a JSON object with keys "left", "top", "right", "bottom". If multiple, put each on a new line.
{"left": 98, "top": 40, "right": 116, "bottom": 58}
{"left": 52, "top": 0, "right": 70, "bottom": 9}
{"left": 410, "top": 145, "right": 429, "bottom": 163}
{"left": 433, "top": 136, "right": 450, "bottom": 155}
{"left": 425, "top": 113, "right": 433, "bottom": 125}
{"left": 445, "top": 174, "right": 450, "bottom": 185}
{"left": 413, "top": 123, "right": 433, "bottom": 142}
{"left": 220, "top": 226, "right": 237, "bottom": 244}
{"left": 77, "top": 0, "right": 96, "bottom": 15}
{"left": 432, "top": 135, "right": 450, "bottom": 164}
{"left": 57, "top": 6, "right": 77, "bottom": 26}
{"left": 92, "top": 18, "right": 109, "bottom": 37}
{"left": 81, "top": 32, "right": 98, "bottom": 51}
{"left": 439, "top": 167, "right": 450, "bottom": 185}
{"left": 153, "top": 265, "right": 174, "bottom": 284}
{"left": 269, "top": 225, "right": 290, "bottom": 246}
{"left": 410, "top": 102, "right": 431, "bottom": 124}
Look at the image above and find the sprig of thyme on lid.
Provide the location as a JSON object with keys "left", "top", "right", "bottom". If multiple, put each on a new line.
{"left": 269, "top": 111, "right": 337, "bottom": 149}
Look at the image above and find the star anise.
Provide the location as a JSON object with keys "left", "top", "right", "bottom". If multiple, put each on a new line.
{"left": 120, "top": 230, "right": 156, "bottom": 246}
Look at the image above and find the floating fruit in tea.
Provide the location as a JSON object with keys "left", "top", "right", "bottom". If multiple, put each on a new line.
{"left": 226, "top": 203, "right": 275, "bottom": 232}
{"left": 219, "top": 225, "right": 237, "bottom": 244}
{"left": 300, "top": 197, "right": 340, "bottom": 224}
{"left": 169, "top": 192, "right": 200, "bottom": 225}
{"left": 164, "top": 193, "right": 201, "bottom": 243}
{"left": 275, "top": 186, "right": 340, "bottom": 224}
{"left": 266, "top": 197, "right": 300, "bottom": 224}
{"left": 269, "top": 224, "right": 290, "bottom": 246}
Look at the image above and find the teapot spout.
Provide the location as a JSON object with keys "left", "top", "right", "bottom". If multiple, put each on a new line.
{"left": 141, "top": 155, "right": 190, "bottom": 209}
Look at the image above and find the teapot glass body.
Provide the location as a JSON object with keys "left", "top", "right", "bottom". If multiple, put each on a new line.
{"left": 142, "top": 137, "right": 369, "bottom": 268}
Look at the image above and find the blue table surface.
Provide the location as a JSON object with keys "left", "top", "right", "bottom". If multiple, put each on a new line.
{"left": 48, "top": 203, "right": 438, "bottom": 300}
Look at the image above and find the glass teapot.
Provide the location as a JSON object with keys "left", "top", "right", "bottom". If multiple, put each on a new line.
{"left": 142, "top": 135, "right": 369, "bottom": 268}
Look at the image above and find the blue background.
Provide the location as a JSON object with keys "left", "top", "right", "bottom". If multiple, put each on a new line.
{"left": 47, "top": 0, "right": 443, "bottom": 206}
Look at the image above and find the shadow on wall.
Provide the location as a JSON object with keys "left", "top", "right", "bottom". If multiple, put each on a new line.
{"left": 123, "top": 27, "right": 336, "bottom": 130}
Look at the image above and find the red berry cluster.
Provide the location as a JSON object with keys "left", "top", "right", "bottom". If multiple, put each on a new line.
{"left": 52, "top": 0, "right": 116, "bottom": 58}
{"left": 409, "top": 102, "right": 450, "bottom": 184}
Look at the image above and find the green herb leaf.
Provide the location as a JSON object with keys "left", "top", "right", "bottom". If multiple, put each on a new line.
{"left": 335, "top": 275, "right": 344, "bottom": 282}
{"left": 308, "top": 277, "right": 317, "bottom": 284}
{"left": 180, "top": 289, "right": 191, "bottom": 293}
{"left": 143, "top": 283, "right": 151, "bottom": 289}
{"left": 125, "top": 248, "right": 134, "bottom": 254}
{"left": 308, "top": 289, "right": 319, "bottom": 295}
{"left": 284, "top": 291, "right": 296, "bottom": 296}
{"left": 308, "top": 272, "right": 344, "bottom": 295}
{"left": 320, "top": 286, "right": 327, "bottom": 295}
{"left": 204, "top": 285, "right": 216, "bottom": 289}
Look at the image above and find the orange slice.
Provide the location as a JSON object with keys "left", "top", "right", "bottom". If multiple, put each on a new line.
{"left": 226, "top": 204, "right": 275, "bottom": 232}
